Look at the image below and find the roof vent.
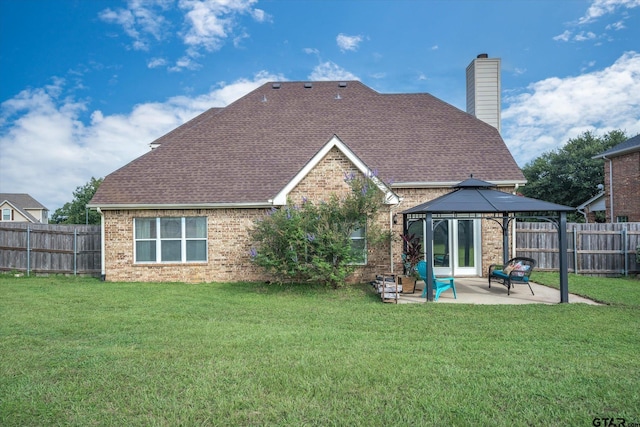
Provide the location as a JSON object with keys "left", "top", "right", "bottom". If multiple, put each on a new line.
{"left": 272, "top": 83, "right": 281, "bottom": 89}
{"left": 304, "top": 82, "right": 313, "bottom": 88}
{"left": 338, "top": 82, "right": 347, "bottom": 87}
{"left": 261, "top": 94, "right": 267, "bottom": 102}
{"left": 335, "top": 93, "right": 342, "bottom": 100}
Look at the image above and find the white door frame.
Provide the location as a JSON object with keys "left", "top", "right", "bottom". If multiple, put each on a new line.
{"left": 410, "top": 217, "right": 482, "bottom": 277}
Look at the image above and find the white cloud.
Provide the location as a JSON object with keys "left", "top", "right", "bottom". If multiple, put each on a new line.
{"left": 606, "top": 20, "right": 626, "bottom": 30}
{"left": 100, "top": 0, "right": 268, "bottom": 70}
{"left": 178, "top": 0, "right": 262, "bottom": 51}
{"left": 579, "top": 0, "right": 640, "bottom": 24}
{"left": 554, "top": 30, "right": 601, "bottom": 43}
{"left": 502, "top": 51, "right": 640, "bottom": 166}
{"left": 574, "top": 31, "right": 597, "bottom": 41}
{"left": 168, "top": 55, "right": 202, "bottom": 72}
{"left": 553, "top": 30, "right": 572, "bottom": 41}
{"left": 147, "top": 57, "right": 168, "bottom": 68}
{"left": 99, "top": 0, "right": 170, "bottom": 51}
{"left": 251, "top": 8, "right": 269, "bottom": 22}
{"left": 336, "top": 33, "right": 363, "bottom": 52}
{"left": 0, "top": 72, "right": 280, "bottom": 212}
{"left": 555, "top": 0, "right": 639, "bottom": 43}
{"left": 308, "top": 62, "right": 359, "bottom": 81}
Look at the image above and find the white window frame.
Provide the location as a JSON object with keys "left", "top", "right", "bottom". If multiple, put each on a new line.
{"left": 349, "top": 226, "right": 367, "bottom": 265}
{"left": 134, "top": 217, "right": 207, "bottom": 263}
{"left": 2, "top": 208, "right": 11, "bottom": 221}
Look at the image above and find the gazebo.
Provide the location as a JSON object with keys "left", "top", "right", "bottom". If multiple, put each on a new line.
{"left": 402, "top": 177, "right": 575, "bottom": 302}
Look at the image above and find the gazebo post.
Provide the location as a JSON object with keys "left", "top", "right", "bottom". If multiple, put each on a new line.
{"left": 425, "top": 212, "right": 434, "bottom": 302}
{"left": 502, "top": 213, "right": 510, "bottom": 265}
{"left": 401, "top": 214, "right": 408, "bottom": 275}
{"left": 559, "top": 211, "right": 569, "bottom": 303}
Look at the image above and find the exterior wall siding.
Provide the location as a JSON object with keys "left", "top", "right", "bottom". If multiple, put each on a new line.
{"left": 101, "top": 146, "right": 511, "bottom": 283}
{"left": 0, "top": 203, "right": 28, "bottom": 223}
{"left": 466, "top": 57, "right": 501, "bottom": 132}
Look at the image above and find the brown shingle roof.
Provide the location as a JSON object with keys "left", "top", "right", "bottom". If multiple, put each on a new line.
{"left": 90, "top": 81, "right": 525, "bottom": 206}
{"left": 0, "top": 193, "right": 47, "bottom": 210}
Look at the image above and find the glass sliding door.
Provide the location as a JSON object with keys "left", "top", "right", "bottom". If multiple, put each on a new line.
{"left": 406, "top": 217, "right": 481, "bottom": 276}
{"left": 454, "top": 219, "right": 478, "bottom": 275}
{"left": 433, "top": 220, "right": 450, "bottom": 269}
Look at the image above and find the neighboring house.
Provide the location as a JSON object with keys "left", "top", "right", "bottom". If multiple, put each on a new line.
{"left": 0, "top": 193, "right": 49, "bottom": 223}
{"left": 593, "top": 134, "right": 640, "bottom": 223}
{"left": 576, "top": 190, "right": 606, "bottom": 223}
{"left": 89, "top": 56, "right": 527, "bottom": 283}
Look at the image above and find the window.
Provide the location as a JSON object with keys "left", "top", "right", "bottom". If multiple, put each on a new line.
{"left": 350, "top": 227, "right": 367, "bottom": 265}
{"left": 616, "top": 216, "right": 628, "bottom": 223}
{"left": 134, "top": 217, "right": 207, "bottom": 263}
{"left": 2, "top": 208, "right": 11, "bottom": 221}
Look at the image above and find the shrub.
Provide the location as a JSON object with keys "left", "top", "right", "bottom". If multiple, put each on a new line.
{"left": 250, "top": 171, "right": 387, "bottom": 288}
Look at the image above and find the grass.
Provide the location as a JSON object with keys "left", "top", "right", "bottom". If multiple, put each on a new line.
{"left": 531, "top": 270, "right": 640, "bottom": 307}
{"left": 1, "top": 274, "right": 639, "bottom": 426}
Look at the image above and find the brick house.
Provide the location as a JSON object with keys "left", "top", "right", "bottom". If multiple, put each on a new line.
{"left": 89, "top": 75, "right": 526, "bottom": 283}
{"left": 593, "top": 134, "right": 640, "bottom": 223}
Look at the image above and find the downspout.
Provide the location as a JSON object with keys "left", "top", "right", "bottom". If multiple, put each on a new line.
{"left": 97, "top": 207, "right": 106, "bottom": 280}
{"left": 389, "top": 209, "right": 394, "bottom": 273}
{"left": 577, "top": 208, "right": 588, "bottom": 223}
{"left": 389, "top": 197, "right": 404, "bottom": 274}
{"left": 603, "top": 156, "right": 614, "bottom": 222}
{"left": 512, "top": 184, "right": 519, "bottom": 259}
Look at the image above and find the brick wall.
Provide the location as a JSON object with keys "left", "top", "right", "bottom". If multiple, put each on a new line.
{"left": 103, "top": 208, "right": 268, "bottom": 283}
{"left": 605, "top": 152, "right": 640, "bottom": 222}
{"left": 102, "top": 146, "right": 511, "bottom": 283}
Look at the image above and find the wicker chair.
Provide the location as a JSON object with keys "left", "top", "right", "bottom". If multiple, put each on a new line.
{"left": 488, "top": 257, "right": 536, "bottom": 295}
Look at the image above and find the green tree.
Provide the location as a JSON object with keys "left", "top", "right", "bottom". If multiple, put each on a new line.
{"left": 521, "top": 130, "right": 627, "bottom": 222}
{"left": 250, "top": 172, "right": 388, "bottom": 288}
{"left": 51, "top": 177, "right": 103, "bottom": 225}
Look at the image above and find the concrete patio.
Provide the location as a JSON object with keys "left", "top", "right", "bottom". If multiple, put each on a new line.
{"left": 395, "top": 277, "right": 601, "bottom": 305}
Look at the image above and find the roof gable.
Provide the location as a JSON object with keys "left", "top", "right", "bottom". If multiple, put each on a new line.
{"left": 577, "top": 191, "right": 606, "bottom": 211}
{"left": 91, "top": 81, "right": 525, "bottom": 207}
{"left": 273, "top": 135, "right": 399, "bottom": 205}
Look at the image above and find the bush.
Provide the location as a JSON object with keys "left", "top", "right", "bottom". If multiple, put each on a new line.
{"left": 250, "top": 172, "right": 388, "bottom": 288}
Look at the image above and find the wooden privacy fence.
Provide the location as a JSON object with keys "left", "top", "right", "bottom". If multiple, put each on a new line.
{"left": 0, "top": 223, "right": 101, "bottom": 276}
{"left": 516, "top": 222, "right": 640, "bottom": 276}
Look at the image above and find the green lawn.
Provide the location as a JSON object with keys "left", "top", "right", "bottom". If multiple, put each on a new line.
{"left": 1, "top": 274, "right": 639, "bottom": 426}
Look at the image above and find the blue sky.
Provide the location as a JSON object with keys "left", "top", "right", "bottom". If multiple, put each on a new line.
{"left": 1, "top": 0, "right": 639, "bottom": 213}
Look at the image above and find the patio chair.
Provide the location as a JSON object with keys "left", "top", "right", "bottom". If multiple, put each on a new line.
{"left": 488, "top": 257, "right": 536, "bottom": 296}
{"left": 417, "top": 261, "right": 457, "bottom": 301}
